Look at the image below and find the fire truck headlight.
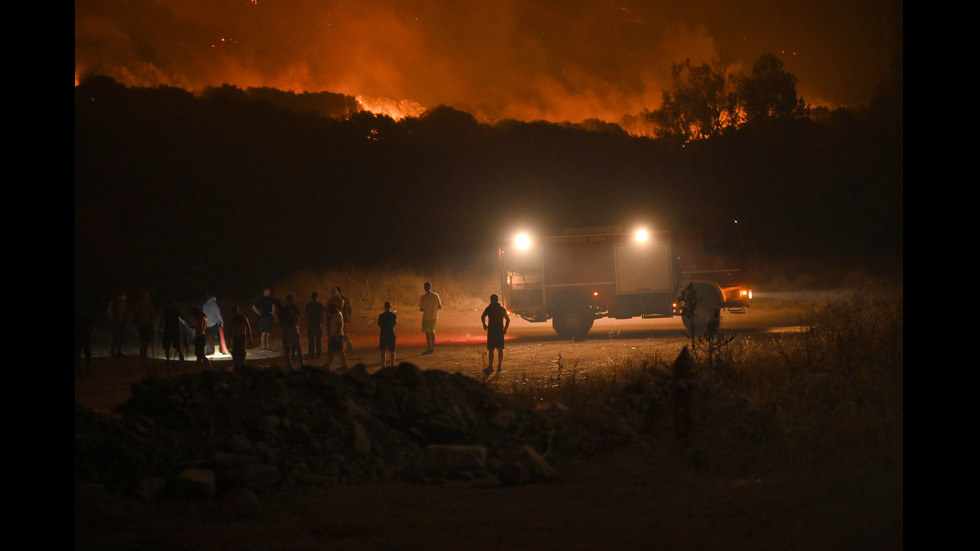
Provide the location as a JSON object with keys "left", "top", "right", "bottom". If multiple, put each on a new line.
{"left": 515, "top": 233, "right": 532, "bottom": 250}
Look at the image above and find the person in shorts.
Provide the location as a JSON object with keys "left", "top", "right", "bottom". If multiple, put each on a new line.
{"left": 251, "top": 288, "right": 278, "bottom": 352}
{"left": 419, "top": 282, "right": 442, "bottom": 353}
{"left": 324, "top": 302, "right": 348, "bottom": 372}
{"left": 481, "top": 294, "right": 510, "bottom": 375}
{"left": 377, "top": 301, "right": 397, "bottom": 367}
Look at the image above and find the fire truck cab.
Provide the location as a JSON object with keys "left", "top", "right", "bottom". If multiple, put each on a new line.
{"left": 499, "top": 220, "right": 751, "bottom": 339}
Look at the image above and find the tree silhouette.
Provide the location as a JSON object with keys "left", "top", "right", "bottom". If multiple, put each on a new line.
{"left": 737, "top": 54, "right": 808, "bottom": 123}
{"left": 644, "top": 55, "right": 811, "bottom": 141}
{"left": 75, "top": 75, "right": 901, "bottom": 301}
{"left": 643, "top": 58, "right": 739, "bottom": 142}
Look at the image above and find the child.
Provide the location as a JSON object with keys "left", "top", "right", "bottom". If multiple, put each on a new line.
{"left": 378, "top": 301, "right": 397, "bottom": 367}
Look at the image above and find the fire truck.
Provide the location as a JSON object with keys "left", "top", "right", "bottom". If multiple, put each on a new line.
{"left": 498, "top": 220, "right": 752, "bottom": 339}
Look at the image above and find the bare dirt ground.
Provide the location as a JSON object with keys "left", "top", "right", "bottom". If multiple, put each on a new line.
{"left": 74, "top": 302, "right": 807, "bottom": 410}
{"left": 75, "top": 301, "right": 902, "bottom": 550}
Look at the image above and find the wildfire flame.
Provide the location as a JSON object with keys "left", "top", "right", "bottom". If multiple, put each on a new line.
{"left": 355, "top": 95, "right": 426, "bottom": 121}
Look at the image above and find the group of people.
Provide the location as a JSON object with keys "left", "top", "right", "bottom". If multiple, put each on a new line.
{"left": 251, "top": 286, "right": 353, "bottom": 371}
{"left": 83, "top": 281, "right": 514, "bottom": 375}
{"left": 417, "top": 281, "right": 512, "bottom": 375}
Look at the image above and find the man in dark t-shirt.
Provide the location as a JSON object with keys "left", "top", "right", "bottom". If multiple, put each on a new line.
{"left": 280, "top": 294, "right": 303, "bottom": 369}
{"left": 305, "top": 292, "right": 326, "bottom": 358}
{"left": 378, "top": 301, "right": 397, "bottom": 367}
{"left": 481, "top": 294, "right": 510, "bottom": 375}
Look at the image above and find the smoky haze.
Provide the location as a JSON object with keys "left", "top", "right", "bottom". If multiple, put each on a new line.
{"left": 75, "top": 0, "right": 901, "bottom": 123}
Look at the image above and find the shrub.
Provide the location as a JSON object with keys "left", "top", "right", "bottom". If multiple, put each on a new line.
{"left": 494, "top": 283, "right": 903, "bottom": 474}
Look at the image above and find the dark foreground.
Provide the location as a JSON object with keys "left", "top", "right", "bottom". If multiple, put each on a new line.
{"left": 76, "top": 301, "right": 902, "bottom": 550}
{"left": 77, "top": 452, "right": 901, "bottom": 551}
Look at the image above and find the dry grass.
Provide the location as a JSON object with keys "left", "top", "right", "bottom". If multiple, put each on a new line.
{"left": 496, "top": 283, "right": 903, "bottom": 475}
{"left": 273, "top": 265, "right": 496, "bottom": 313}
{"left": 274, "top": 263, "right": 902, "bottom": 475}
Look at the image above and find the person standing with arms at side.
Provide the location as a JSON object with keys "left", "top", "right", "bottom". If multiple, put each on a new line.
{"left": 192, "top": 306, "right": 211, "bottom": 370}
{"left": 481, "top": 294, "right": 510, "bottom": 375}
{"left": 305, "top": 291, "right": 325, "bottom": 358}
{"left": 202, "top": 294, "right": 225, "bottom": 355}
{"left": 338, "top": 287, "right": 354, "bottom": 352}
{"left": 230, "top": 305, "right": 252, "bottom": 370}
{"left": 134, "top": 291, "right": 156, "bottom": 368}
{"left": 324, "top": 302, "right": 348, "bottom": 372}
{"left": 107, "top": 291, "right": 129, "bottom": 357}
{"left": 419, "top": 281, "right": 442, "bottom": 354}
{"left": 252, "top": 288, "right": 278, "bottom": 352}
{"left": 160, "top": 298, "right": 188, "bottom": 368}
{"left": 280, "top": 294, "right": 303, "bottom": 369}
{"left": 377, "top": 301, "right": 397, "bottom": 367}
{"left": 330, "top": 286, "right": 354, "bottom": 353}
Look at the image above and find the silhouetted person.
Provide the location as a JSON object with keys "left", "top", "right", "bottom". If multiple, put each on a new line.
{"left": 324, "top": 302, "right": 348, "bottom": 372}
{"left": 134, "top": 291, "right": 156, "bottom": 370}
{"left": 305, "top": 291, "right": 325, "bottom": 358}
{"left": 252, "top": 288, "right": 278, "bottom": 352}
{"left": 230, "top": 305, "right": 252, "bottom": 369}
{"left": 192, "top": 306, "right": 211, "bottom": 370}
{"left": 329, "top": 287, "right": 354, "bottom": 352}
{"left": 419, "top": 281, "right": 442, "bottom": 353}
{"left": 481, "top": 294, "right": 510, "bottom": 375}
{"left": 378, "top": 301, "right": 397, "bottom": 367}
{"left": 280, "top": 294, "right": 303, "bottom": 369}
{"left": 202, "top": 295, "right": 225, "bottom": 355}
{"left": 337, "top": 287, "right": 353, "bottom": 352}
{"left": 107, "top": 291, "right": 128, "bottom": 356}
{"left": 160, "top": 298, "right": 187, "bottom": 367}
{"left": 75, "top": 306, "right": 93, "bottom": 377}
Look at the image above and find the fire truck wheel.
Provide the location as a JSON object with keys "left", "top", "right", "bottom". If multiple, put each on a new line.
{"left": 551, "top": 294, "right": 595, "bottom": 340}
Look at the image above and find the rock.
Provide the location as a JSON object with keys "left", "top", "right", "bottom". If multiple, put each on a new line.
{"left": 221, "top": 487, "right": 261, "bottom": 516}
{"left": 415, "top": 420, "right": 466, "bottom": 444}
{"left": 256, "top": 377, "right": 290, "bottom": 412}
{"left": 352, "top": 419, "right": 372, "bottom": 455}
{"left": 173, "top": 468, "right": 215, "bottom": 498}
{"left": 213, "top": 451, "right": 263, "bottom": 470}
{"left": 226, "top": 434, "right": 257, "bottom": 455}
{"left": 135, "top": 476, "right": 166, "bottom": 502}
{"left": 250, "top": 414, "right": 281, "bottom": 436}
{"left": 491, "top": 409, "right": 518, "bottom": 428}
{"left": 424, "top": 444, "right": 488, "bottom": 479}
{"left": 499, "top": 445, "right": 556, "bottom": 486}
{"left": 75, "top": 366, "right": 554, "bottom": 496}
{"left": 223, "top": 463, "right": 281, "bottom": 491}
{"left": 392, "top": 362, "right": 423, "bottom": 387}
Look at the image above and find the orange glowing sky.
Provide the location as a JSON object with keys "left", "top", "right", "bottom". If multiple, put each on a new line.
{"left": 75, "top": 0, "right": 901, "bottom": 123}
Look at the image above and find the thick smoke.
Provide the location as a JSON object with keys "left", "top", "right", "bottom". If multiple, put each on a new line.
{"left": 75, "top": 0, "right": 900, "bottom": 122}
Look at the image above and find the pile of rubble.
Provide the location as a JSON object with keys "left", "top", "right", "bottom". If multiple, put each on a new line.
{"left": 75, "top": 363, "right": 560, "bottom": 501}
